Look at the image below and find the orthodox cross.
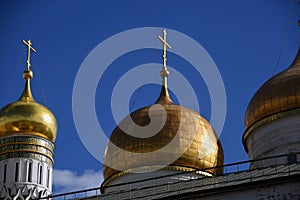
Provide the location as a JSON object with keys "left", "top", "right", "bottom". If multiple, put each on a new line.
{"left": 22, "top": 39, "right": 36, "bottom": 70}
{"left": 158, "top": 29, "right": 172, "bottom": 69}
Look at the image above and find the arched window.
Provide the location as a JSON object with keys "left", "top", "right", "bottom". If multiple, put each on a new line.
{"left": 47, "top": 167, "right": 50, "bottom": 188}
{"left": 39, "top": 165, "right": 43, "bottom": 184}
{"left": 28, "top": 161, "right": 33, "bottom": 182}
{"left": 3, "top": 163, "right": 7, "bottom": 183}
{"left": 15, "top": 162, "right": 19, "bottom": 182}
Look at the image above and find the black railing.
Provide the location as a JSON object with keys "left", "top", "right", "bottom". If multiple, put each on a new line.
{"left": 40, "top": 152, "right": 300, "bottom": 200}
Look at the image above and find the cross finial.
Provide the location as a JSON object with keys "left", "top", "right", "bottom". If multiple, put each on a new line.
{"left": 22, "top": 39, "right": 36, "bottom": 71}
{"left": 158, "top": 29, "right": 172, "bottom": 69}
{"left": 156, "top": 29, "right": 173, "bottom": 104}
{"left": 158, "top": 29, "right": 172, "bottom": 89}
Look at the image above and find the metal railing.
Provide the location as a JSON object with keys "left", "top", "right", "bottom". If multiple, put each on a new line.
{"left": 40, "top": 152, "right": 300, "bottom": 200}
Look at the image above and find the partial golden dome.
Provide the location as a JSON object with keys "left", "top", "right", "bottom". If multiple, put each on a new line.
{"left": 0, "top": 72, "right": 57, "bottom": 142}
{"left": 245, "top": 48, "right": 300, "bottom": 130}
{"left": 103, "top": 87, "right": 224, "bottom": 184}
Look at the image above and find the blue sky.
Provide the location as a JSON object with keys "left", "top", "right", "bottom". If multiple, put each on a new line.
{"left": 0, "top": 0, "right": 299, "bottom": 194}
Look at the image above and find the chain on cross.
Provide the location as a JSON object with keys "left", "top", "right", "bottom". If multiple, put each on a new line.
{"left": 22, "top": 39, "right": 37, "bottom": 71}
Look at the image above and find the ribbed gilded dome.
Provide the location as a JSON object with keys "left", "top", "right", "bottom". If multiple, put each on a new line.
{"left": 0, "top": 70, "right": 57, "bottom": 142}
{"left": 245, "top": 47, "right": 300, "bottom": 130}
{"left": 103, "top": 86, "right": 224, "bottom": 184}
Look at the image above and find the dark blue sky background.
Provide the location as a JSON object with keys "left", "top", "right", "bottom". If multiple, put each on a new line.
{"left": 0, "top": 0, "right": 299, "bottom": 193}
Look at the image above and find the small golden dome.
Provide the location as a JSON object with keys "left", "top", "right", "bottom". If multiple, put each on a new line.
{"left": 0, "top": 75, "right": 57, "bottom": 142}
{"left": 245, "top": 48, "right": 300, "bottom": 130}
{"left": 103, "top": 86, "right": 224, "bottom": 183}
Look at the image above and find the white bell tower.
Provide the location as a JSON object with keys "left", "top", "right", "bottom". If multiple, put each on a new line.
{"left": 0, "top": 39, "right": 57, "bottom": 199}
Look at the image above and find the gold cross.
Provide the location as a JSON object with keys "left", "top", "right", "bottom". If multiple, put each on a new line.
{"left": 158, "top": 29, "right": 171, "bottom": 68}
{"left": 22, "top": 39, "right": 37, "bottom": 70}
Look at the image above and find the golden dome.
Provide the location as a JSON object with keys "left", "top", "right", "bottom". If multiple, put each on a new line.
{"left": 0, "top": 70, "right": 57, "bottom": 142}
{"left": 245, "top": 48, "right": 300, "bottom": 130}
{"left": 103, "top": 86, "right": 224, "bottom": 184}
{"left": 102, "top": 30, "right": 223, "bottom": 187}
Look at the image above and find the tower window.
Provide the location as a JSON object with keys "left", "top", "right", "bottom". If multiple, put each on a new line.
{"left": 47, "top": 168, "right": 50, "bottom": 188}
{"left": 3, "top": 164, "right": 7, "bottom": 183}
{"left": 39, "top": 165, "right": 43, "bottom": 184}
{"left": 15, "top": 163, "right": 19, "bottom": 182}
{"left": 28, "top": 162, "right": 32, "bottom": 182}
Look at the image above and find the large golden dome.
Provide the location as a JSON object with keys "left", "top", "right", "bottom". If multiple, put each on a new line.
{"left": 102, "top": 29, "right": 223, "bottom": 188}
{"left": 0, "top": 70, "right": 57, "bottom": 142}
{"left": 102, "top": 87, "right": 224, "bottom": 185}
{"left": 245, "top": 48, "right": 300, "bottom": 130}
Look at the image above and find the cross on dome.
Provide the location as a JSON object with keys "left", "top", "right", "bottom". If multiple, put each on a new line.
{"left": 22, "top": 39, "right": 36, "bottom": 71}
{"left": 22, "top": 39, "right": 36, "bottom": 81}
{"left": 158, "top": 29, "right": 171, "bottom": 69}
{"left": 158, "top": 29, "right": 172, "bottom": 89}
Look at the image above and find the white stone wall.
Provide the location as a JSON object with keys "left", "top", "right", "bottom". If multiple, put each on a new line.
{"left": 197, "top": 181, "right": 300, "bottom": 200}
{"left": 0, "top": 157, "right": 53, "bottom": 198}
{"left": 245, "top": 114, "right": 300, "bottom": 168}
{"left": 104, "top": 169, "right": 209, "bottom": 193}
